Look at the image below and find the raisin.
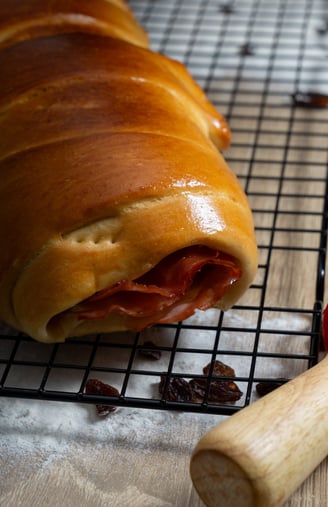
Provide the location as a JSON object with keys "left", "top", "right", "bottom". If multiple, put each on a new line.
{"left": 85, "top": 378, "right": 119, "bottom": 416}
{"left": 159, "top": 375, "right": 193, "bottom": 402}
{"left": 190, "top": 378, "right": 243, "bottom": 403}
{"left": 291, "top": 91, "right": 328, "bottom": 108}
{"left": 203, "top": 359, "right": 236, "bottom": 378}
{"left": 219, "top": 3, "right": 236, "bottom": 15}
{"left": 138, "top": 340, "right": 162, "bottom": 360}
{"left": 256, "top": 380, "right": 287, "bottom": 397}
{"left": 94, "top": 404, "right": 117, "bottom": 417}
{"left": 158, "top": 359, "right": 243, "bottom": 405}
{"left": 317, "top": 21, "right": 328, "bottom": 35}
{"left": 239, "top": 42, "right": 256, "bottom": 56}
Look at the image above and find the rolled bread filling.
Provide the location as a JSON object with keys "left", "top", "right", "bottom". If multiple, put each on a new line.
{"left": 57, "top": 245, "right": 241, "bottom": 330}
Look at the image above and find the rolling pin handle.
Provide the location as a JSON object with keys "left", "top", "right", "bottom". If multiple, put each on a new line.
{"left": 190, "top": 356, "right": 328, "bottom": 507}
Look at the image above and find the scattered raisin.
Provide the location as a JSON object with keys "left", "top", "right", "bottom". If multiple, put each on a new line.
{"left": 138, "top": 340, "right": 162, "bottom": 360}
{"left": 94, "top": 404, "right": 117, "bottom": 417}
{"left": 256, "top": 379, "right": 287, "bottom": 397}
{"left": 158, "top": 359, "right": 243, "bottom": 405}
{"left": 190, "top": 378, "right": 243, "bottom": 403}
{"left": 317, "top": 21, "right": 328, "bottom": 35}
{"left": 291, "top": 91, "right": 328, "bottom": 108}
{"left": 239, "top": 42, "right": 256, "bottom": 56}
{"left": 159, "top": 375, "right": 193, "bottom": 402}
{"left": 219, "top": 3, "right": 235, "bottom": 15}
{"left": 85, "top": 378, "right": 120, "bottom": 416}
{"left": 203, "top": 359, "right": 235, "bottom": 378}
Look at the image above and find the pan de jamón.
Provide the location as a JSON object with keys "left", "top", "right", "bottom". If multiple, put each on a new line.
{"left": 0, "top": 0, "right": 257, "bottom": 342}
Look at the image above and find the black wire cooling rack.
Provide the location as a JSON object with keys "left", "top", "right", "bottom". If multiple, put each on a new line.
{"left": 1, "top": 0, "right": 328, "bottom": 416}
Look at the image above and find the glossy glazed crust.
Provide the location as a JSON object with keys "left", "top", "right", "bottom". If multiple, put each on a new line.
{"left": 0, "top": 0, "right": 148, "bottom": 49}
{"left": 0, "top": 1, "right": 257, "bottom": 342}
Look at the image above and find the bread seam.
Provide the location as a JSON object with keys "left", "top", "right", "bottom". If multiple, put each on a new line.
{"left": 0, "top": 129, "right": 219, "bottom": 165}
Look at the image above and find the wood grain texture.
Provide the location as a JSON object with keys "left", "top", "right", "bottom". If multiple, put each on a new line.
{"left": 0, "top": 432, "right": 327, "bottom": 506}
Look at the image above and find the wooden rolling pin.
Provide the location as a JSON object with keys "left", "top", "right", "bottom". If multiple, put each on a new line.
{"left": 190, "top": 354, "right": 328, "bottom": 507}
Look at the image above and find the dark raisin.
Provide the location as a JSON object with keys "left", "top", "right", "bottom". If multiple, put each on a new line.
{"left": 159, "top": 375, "right": 193, "bottom": 402}
{"left": 138, "top": 340, "right": 162, "bottom": 360}
{"left": 203, "top": 359, "right": 236, "bottom": 378}
{"left": 239, "top": 42, "right": 256, "bottom": 56}
{"left": 317, "top": 21, "right": 328, "bottom": 35}
{"left": 85, "top": 378, "right": 119, "bottom": 416}
{"left": 291, "top": 91, "right": 328, "bottom": 108}
{"left": 94, "top": 404, "right": 117, "bottom": 417}
{"left": 256, "top": 380, "right": 287, "bottom": 397}
{"left": 219, "top": 3, "right": 235, "bottom": 15}
{"left": 190, "top": 378, "right": 243, "bottom": 403}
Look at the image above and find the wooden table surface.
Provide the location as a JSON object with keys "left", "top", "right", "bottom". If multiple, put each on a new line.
{"left": 1, "top": 1, "right": 328, "bottom": 505}
{"left": 0, "top": 406, "right": 327, "bottom": 507}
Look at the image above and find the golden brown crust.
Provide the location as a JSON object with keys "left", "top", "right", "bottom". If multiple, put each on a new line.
{"left": 0, "top": 33, "right": 230, "bottom": 156}
{"left": 14, "top": 190, "right": 256, "bottom": 342}
{"left": 0, "top": 1, "right": 257, "bottom": 342}
{"left": 0, "top": 0, "right": 148, "bottom": 49}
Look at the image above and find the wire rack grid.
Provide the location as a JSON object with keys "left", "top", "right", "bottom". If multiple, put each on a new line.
{"left": 0, "top": 0, "right": 328, "bottom": 416}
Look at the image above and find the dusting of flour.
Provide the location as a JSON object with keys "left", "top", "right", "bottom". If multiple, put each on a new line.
{"left": 0, "top": 308, "right": 311, "bottom": 477}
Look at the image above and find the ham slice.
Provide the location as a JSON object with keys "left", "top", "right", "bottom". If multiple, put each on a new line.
{"left": 70, "top": 245, "right": 241, "bottom": 330}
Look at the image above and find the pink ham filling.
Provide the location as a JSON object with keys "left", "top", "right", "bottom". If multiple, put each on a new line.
{"left": 66, "top": 246, "right": 241, "bottom": 330}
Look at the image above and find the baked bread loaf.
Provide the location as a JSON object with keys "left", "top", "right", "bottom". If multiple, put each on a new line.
{"left": 0, "top": 0, "right": 257, "bottom": 343}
